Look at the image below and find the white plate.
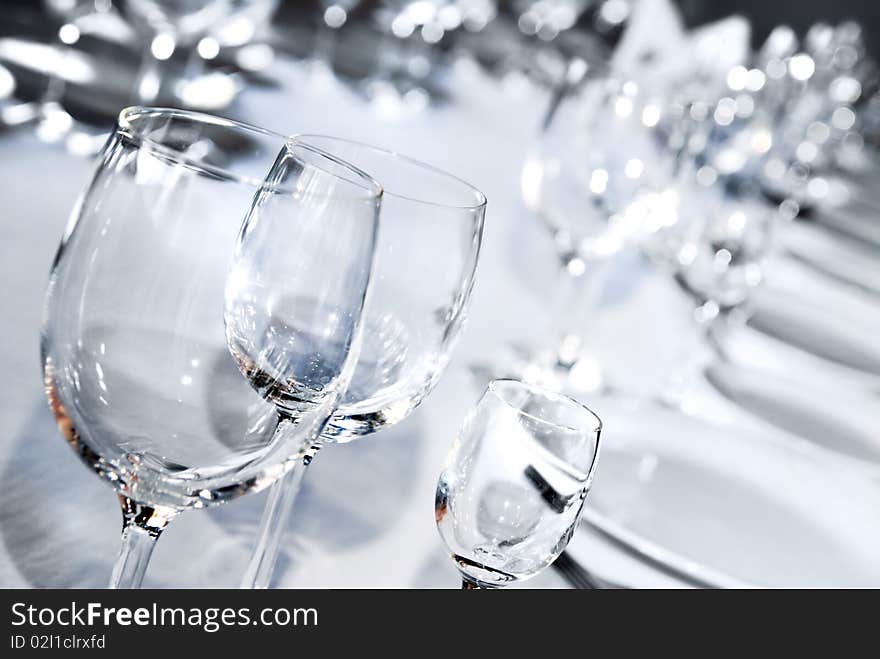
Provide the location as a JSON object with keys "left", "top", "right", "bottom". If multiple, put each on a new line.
{"left": 580, "top": 394, "right": 880, "bottom": 587}
{"left": 779, "top": 220, "right": 880, "bottom": 296}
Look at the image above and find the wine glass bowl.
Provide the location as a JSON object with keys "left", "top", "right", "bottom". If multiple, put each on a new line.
{"left": 672, "top": 190, "right": 785, "bottom": 314}
{"left": 435, "top": 379, "right": 602, "bottom": 588}
{"left": 291, "top": 135, "right": 487, "bottom": 440}
{"left": 523, "top": 78, "right": 675, "bottom": 265}
{"left": 224, "top": 141, "right": 381, "bottom": 419}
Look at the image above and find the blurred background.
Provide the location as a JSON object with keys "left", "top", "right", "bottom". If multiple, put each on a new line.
{"left": 1, "top": 0, "right": 879, "bottom": 588}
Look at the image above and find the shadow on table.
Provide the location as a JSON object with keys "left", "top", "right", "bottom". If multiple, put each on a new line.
{"left": 0, "top": 393, "right": 427, "bottom": 587}
{"left": 0, "top": 402, "right": 117, "bottom": 587}
{"left": 208, "top": 410, "right": 427, "bottom": 583}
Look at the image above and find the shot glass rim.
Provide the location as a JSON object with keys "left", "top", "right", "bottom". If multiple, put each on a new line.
{"left": 486, "top": 378, "right": 603, "bottom": 435}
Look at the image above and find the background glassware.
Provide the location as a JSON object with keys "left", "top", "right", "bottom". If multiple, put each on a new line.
{"left": 41, "top": 106, "right": 382, "bottom": 588}
{"left": 511, "top": 61, "right": 814, "bottom": 420}
{"left": 2, "top": 1, "right": 120, "bottom": 151}
{"left": 512, "top": 0, "right": 591, "bottom": 42}
{"left": 310, "top": 0, "right": 362, "bottom": 74}
{"left": 513, "top": 72, "right": 676, "bottom": 391}
{"left": 516, "top": 58, "right": 824, "bottom": 402}
{"left": 116, "top": 0, "right": 279, "bottom": 106}
{"left": 598, "top": 53, "right": 880, "bottom": 465}
{"left": 731, "top": 25, "right": 876, "bottom": 208}
{"left": 435, "top": 378, "right": 602, "bottom": 588}
{"left": 37, "top": 2, "right": 107, "bottom": 129}
{"left": 657, "top": 181, "right": 794, "bottom": 404}
{"left": 241, "top": 134, "right": 486, "bottom": 588}
{"left": 366, "top": 1, "right": 498, "bottom": 108}
{"left": 645, "top": 51, "right": 867, "bottom": 368}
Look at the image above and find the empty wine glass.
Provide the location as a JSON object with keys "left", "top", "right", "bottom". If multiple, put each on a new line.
{"left": 435, "top": 378, "right": 602, "bottom": 588}
{"left": 656, "top": 177, "right": 797, "bottom": 406}
{"left": 512, "top": 73, "right": 675, "bottom": 390}
{"left": 735, "top": 24, "right": 874, "bottom": 206}
{"left": 241, "top": 135, "right": 486, "bottom": 588}
{"left": 41, "top": 106, "right": 382, "bottom": 588}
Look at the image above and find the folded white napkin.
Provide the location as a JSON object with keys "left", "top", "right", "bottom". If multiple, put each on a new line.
{"left": 612, "top": 0, "right": 750, "bottom": 90}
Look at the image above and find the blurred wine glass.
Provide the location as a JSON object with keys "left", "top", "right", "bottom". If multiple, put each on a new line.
{"left": 743, "top": 24, "right": 875, "bottom": 206}
{"left": 512, "top": 69, "right": 676, "bottom": 392}
{"left": 116, "top": 0, "right": 279, "bottom": 107}
{"left": 512, "top": 0, "right": 592, "bottom": 42}
{"left": 1, "top": 1, "right": 120, "bottom": 153}
{"left": 366, "top": 1, "right": 496, "bottom": 109}
{"left": 658, "top": 181, "right": 796, "bottom": 403}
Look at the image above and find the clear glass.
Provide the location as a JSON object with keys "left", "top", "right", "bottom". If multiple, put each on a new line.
{"left": 524, "top": 78, "right": 674, "bottom": 259}
{"left": 435, "top": 379, "right": 602, "bottom": 588}
{"left": 516, "top": 72, "right": 790, "bottom": 399}
{"left": 673, "top": 186, "right": 783, "bottom": 314}
{"left": 512, "top": 75, "right": 676, "bottom": 389}
{"left": 41, "top": 106, "right": 382, "bottom": 587}
{"left": 241, "top": 134, "right": 486, "bottom": 588}
{"left": 648, "top": 71, "right": 801, "bottom": 402}
{"left": 296, "top": 135, "right": 486, "bottom": 436}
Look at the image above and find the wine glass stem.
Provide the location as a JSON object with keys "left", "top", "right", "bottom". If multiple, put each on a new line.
{"left": 110, "top": 525, "right": 159, "bottom": 589}
{"left": 241, "top": 447, "right": 320, "bottom": 589}
{"left": 109, "top": 496, "right": 174, "bottom": 589}
{"left": 662, "top": 303, "right": 717, "bottom": 403}
{"left": 539, "top": 252, "right": 612, "bottom": 370}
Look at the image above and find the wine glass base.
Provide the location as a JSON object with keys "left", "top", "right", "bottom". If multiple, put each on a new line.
{"left": 470, "top": 342, "right": 609, "bottom": 399}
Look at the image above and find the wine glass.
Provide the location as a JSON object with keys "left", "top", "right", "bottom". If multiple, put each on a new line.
{"left": 737, "top": 24, "right": 873, "bottom": 207}
{"left": 435, "top": 378, "right": 602, "bottom": 588}
{"left": 41, "top": 106, "right": 382, "bottom": 588}
{"left": 511, "top": 73, "right": 676, "bottom": 391}
{"left": 671, "top": 182, "right": 790, "bottom": 313}
{"left": 241, "top": 135, "right": 486, "bottom": 588}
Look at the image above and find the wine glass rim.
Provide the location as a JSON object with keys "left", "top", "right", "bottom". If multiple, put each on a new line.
{"left": 487, "top": 378, "right": 602, "bottom": 434}
{"left": 292, "top": 134, "right": 488, "bottom": 211}
{"left": 116, "top": 106, "right": 383, "bottom": 199}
